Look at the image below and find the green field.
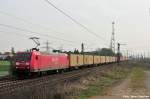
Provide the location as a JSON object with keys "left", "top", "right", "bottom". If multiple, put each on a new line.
{"left": 0, "top": 61, "right": 10, "bottom": 76}
{"left": 0, "top": 61, "right": 10, "bottom": 71}
{"left": 76, "top": 67, "right": 130, "bottom": 99}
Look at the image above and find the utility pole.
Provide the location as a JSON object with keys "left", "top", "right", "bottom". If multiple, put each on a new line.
{"left": 110, "top": 21, "right": 115, "bottom": 53}
{"left": 127, "top": 50, "right": 129, "bottom": 60}
{"left": 117, "top": 43, "right": 126, "bottom": 65}
{"left": 117, "top": 43, "right": 120, "bottom": 65}
{"left": 81, "top": 43, "right": 84, "bottom": 54}
{"left": 46, "top": 41, "right": 49, "bottom": 52}
{"left": 144, "top": 51, "right": 146, "bottom": 59}
{"left": 138, "top": 53, "right": 140, "bottom": 61}
{"left": 11, "top": 47, "right": 15, "bottom": 55}
{"left": 42, "top": 41, "right": 52, "bottom": 52}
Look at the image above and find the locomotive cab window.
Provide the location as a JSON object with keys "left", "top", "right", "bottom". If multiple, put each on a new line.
{"left": 15, "top": 53, "right": 31, "bottom": 61}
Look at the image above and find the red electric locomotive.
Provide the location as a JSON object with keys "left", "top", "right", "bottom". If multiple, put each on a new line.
{"left": 13, "top": 50, "right": 69, "bottom": 76}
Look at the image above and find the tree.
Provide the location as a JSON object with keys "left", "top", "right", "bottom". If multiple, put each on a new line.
{"left": 100, "top": 48, "right": 115, "bottom": 56}
{"left": 11, "top": 47, "right": 15, "bottom": 54}
{"left": 74, "top": 49, "right": 79, "bottom": 54}
{"left": 92, "top": 48, "right": 115, "bottom": 56}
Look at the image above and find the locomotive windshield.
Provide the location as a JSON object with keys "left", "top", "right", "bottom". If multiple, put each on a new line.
{"left": 15, "top": 53, "right": 31, "bottom": 61}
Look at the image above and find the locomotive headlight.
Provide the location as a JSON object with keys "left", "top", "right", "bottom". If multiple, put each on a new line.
{"left": 26, "top": 62, "right": 30, "bottom": 65}
{"left": 16, "top": 62, "right": 19, "bottom": 65}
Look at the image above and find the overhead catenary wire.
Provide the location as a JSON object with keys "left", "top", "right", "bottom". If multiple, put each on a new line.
{"left": 0, "top": 11, "right": 103, "bottom": 49}
{"left": 0, "top": 30, "right": 87, "bottom": 51}
{"left": 0, "top": 30, "right": 30, "bottom": 38}
{"left": 0, "top": 24, "right": 108, "bottom": 52}
{"left": 0, "top": 10, "right": 70, "bottom": 37}
{"left": 0, "top": 10, "right": 108, "bottom": 48}
{"left": 0, "top": 9, "right": 109, "bottom": 48}
{"left": 44, "top": 0, "right": 109, "bottom": 47}
{"left": 0, "top": 23, "right": 80, "bottom": 44}
{"left": 0, "top": 30, "right": 77, "bottom": 51}
{"left": 0, "top": 30, "right": 71, "bottom": 46}
{"left": 0, "top": 10, "right": 93, "bottom": 47}
{"left": 0, "top": 7, "right": 111, "bottom": 50}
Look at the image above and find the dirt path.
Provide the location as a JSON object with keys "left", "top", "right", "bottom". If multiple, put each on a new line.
{"left": 90, "top": 70, "right": 150, "bottom": 99}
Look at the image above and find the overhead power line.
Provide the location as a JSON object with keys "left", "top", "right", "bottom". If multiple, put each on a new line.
{"left": 44, "top": 0, "right": 109, "bottom": 47}
{"left": 0, "top": 11, "right": 103, "bottom": 48}
{"left": 0, "top": 30, "right": 80, "bottom": 50}
{"left": 0, "top": 30, "right": 30, "bottom": 38}
{"left": 0, "top": 10, "right": 69, "bottom": 37}
{"left": 41, "top": 41, "right": 52, "bottom": 52}
{"left": 0, "top": 10, "right": 108, "bottom": 47}
{"left": 0, "top": 23, "right": 80, "bottom": 44}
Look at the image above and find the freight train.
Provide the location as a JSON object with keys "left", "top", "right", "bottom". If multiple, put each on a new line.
{"left": 11, "top": 50, "right": 128, "bottom": 77}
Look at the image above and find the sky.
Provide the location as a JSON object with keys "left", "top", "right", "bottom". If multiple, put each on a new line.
{"left": 0, "top": 0, "right": 150, "bottom": 53}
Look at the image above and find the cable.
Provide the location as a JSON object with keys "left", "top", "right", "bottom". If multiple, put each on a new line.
{"left": 0, "top": 30, "right": 81, "bottom": 52}
{"left": 0, "top": 30, "right": 30, "bottom": 38}
{"left": 0, "top": 10, "right": 70, "bottom": 37}
{"left": 0, "top": 10, "right": 108, "bottom": 47}
{"left": 0, "top": 23, "right": 80, "bottom": 44}
{"left": 44, "top": 0, "right": 109, "bottom": 47}
{"left": 0, "top": 10, "right": 87, "bottom": 45}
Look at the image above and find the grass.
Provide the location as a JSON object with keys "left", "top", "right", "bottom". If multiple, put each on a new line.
{"left": 130, "top": 67, "right": 145, "bottom": 90}
{"left": 76, "top": 67, "right": 130, "bottom": 99}
{"left": 0, "top": 61, "right": 10, "bottom": 71}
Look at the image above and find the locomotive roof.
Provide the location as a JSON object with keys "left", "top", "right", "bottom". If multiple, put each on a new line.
{"left": 40, "top": 51, "right": 68, "bottom": 55}
{"left": 16, "top": 51, "right": 68, "bottom": 56}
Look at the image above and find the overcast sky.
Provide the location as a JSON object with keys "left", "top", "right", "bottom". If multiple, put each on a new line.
{"left": 0, "top": 0, "right": 150, "bottom": 53}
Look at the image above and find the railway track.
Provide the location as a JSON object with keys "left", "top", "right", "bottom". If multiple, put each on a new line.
{"left": 0, "top": 75, "right": 11, "bottom": 81}
{"left": 0, "top": 64, "right": 113, "bottom": 94}
{"left": 0, "top": 62, "right": 128, "bottom": 99}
